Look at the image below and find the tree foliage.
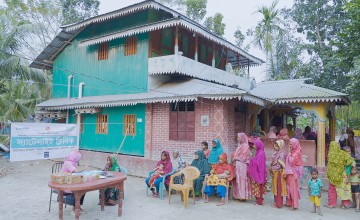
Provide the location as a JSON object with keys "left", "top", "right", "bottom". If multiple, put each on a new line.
{"left": 60, "top": 0, "right": 100, "bottom": 25}
{"left": 185, "top": 0, "right": 207, "bottom": 22}
{"left": 204, "top": 13, "right": 226, "bottom": 37}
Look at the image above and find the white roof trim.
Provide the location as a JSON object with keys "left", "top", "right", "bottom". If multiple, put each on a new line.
{"left": 79, "top": 18, "right": 263, "bottom": 64}
{"left": 62, "top": 1, "right": 179, "bottom": 32}
{"left": 275, "top": 97, "right": 343, "bottom": 104}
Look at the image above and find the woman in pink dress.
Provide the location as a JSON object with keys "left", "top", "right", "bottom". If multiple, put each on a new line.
{"left": 284, "top": 138, "right": 304, "bottom": 210}
{"left": 232, "top": 133, "right": 251, "bottom": 200}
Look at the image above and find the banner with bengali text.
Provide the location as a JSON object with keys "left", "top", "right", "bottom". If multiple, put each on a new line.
{"left": 10, "top": 123, "right": 78, "bottom": 162}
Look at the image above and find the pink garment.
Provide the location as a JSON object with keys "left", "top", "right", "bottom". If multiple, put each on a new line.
{"left": 61, "top": 148, "right": 81, "bottom": 173}
{"left": 327, "top": 183, "right": 337, "bottom": 207}
{"left": 284, "top": 138, "right": 303, "bottom": 208}
{"left": 277, "top": 128, "right": 290, "bottom": 141}
{"left": 285, "top": 174, "right": 300, "bottom": 209}
{"left": 248, "top": 140, "right": 266, "bottom": 184}
{"left": 233, "top": 133, "right": 251, "bottom": 200}
{"left": 155, "top": 151, "right": 172, "bottom": 185}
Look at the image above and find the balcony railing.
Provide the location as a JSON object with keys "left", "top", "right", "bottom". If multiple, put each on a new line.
{"left": 148, "top": 54, "right": 251, "bottom": 91}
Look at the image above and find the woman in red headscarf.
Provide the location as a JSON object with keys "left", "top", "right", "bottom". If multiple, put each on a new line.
{"left": 249, "top": 139, "right": 267, "bottom": 205}
{"left": 145, "top": 151, "right": 172, "bottom": 198}
{"left": 284, "top": 138, "right": 304, "bottom": 209}
{"left": 204, "top": 153, "right": 233, "bottom": 206}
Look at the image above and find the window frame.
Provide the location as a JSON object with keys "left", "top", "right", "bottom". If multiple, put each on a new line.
{"left": 96, "top": 114, "right": 108, "bottom": 134}
{"left": 98, "top": 42, "right": 109, "bottom": 60}
{"left": 123, "top": 114, "right": 136, "bottom": 136}
{"left": 125, "top": 36, "right": 137, "bottom": 56}
{"left": 169, "top": 101, "right": 195, "bottom": 141}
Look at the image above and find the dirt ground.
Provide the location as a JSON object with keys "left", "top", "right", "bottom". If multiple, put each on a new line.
{"left": 0, "top": 157, "right": 359, "bottom": 220}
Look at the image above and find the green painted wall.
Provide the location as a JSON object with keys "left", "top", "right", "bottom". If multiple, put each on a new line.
{"left": 69, "top": 105, "right": 145, "bottom": 156}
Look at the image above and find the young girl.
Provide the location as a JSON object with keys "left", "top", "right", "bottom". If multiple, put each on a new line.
{"left": 201, "top": 141, "right": 210, "bottom": 159}
{"left": 308, "top": 168, "right": 323, "bottom": 216}
{"left": 350, "top": 166, "right": 360, "bottom": 212}
{"left": 149, "top": 163, "right": 165, "bottom": 190}
{"left": 270, "top": 140, "right": 287, "bottom": 208}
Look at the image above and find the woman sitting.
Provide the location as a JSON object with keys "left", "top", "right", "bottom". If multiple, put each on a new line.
{"left": 191, "top": 150, "right": 211, "bottom": 201}
{"left": 61, "top": 147, "right": 85, "bottom": 215}
{"left": 204, "top": 153, "right": 233, "bottom": 206}
{"left": 145, "top": 151, "right": 173, "bottom": 198}
{"left": 172, "top": 150, "right": 187, "bottom": 184}
{"left": 101, "top": 155, "right": 121, "bottom": 206}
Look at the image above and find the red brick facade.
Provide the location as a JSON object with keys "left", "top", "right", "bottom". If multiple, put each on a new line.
{"left": 145, "top": 98, "right": 248, "bottom": 162}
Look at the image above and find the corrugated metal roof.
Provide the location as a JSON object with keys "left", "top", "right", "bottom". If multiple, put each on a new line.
{"left": 36, "top": 78, "right": 253, "bottom": 110}
{"left": 250, "top": 79, "right": 350, "bottom": 104}
{"left": 30, "top": 0, "right": 263, "bottom": 70}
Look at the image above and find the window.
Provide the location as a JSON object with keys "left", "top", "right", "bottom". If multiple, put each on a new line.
{"left": 96, "top": 114, "right": 108, "bottom": 134}
{"left": 169, "top": 102, "right": 195, "bottom": 141}
{"left": 123, "top": 114, "right": 136, "bottom": 136}
{"left": 125, "top": 36, "right": 137, "bottom": 56}
{"left": 98, "top": 42, "right": 109, "bottom": 60}
{"left": 75, "top": 114, "right": 84, "bottom": 133}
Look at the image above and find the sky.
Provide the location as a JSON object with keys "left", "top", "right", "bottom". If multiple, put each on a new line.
{"left": 98, "top": 0, "right": 294, "bottom": 81}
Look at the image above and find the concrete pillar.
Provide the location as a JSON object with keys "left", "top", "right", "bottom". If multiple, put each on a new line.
{"left": 317, "top": 120, "right": 326, "bottom": 167}
{"left": 329, "top": 116, "right": 336, "bottom": 141}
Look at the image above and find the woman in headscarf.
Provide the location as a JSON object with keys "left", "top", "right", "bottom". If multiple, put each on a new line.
{"left": 269, "top": 140, "right": 287, "bottom": 208}
{"left": 204, "top": 153, "right": 233, "bottom": 206}
{"left": 145, "top": 151, "right": 173, "bottom": 198}
{"left": 326, "top": 142, "right": 356, "bottom": 209}
{"left": 233, "top": 133, "right": 251, "bottom": 200}
{"left": 191, "top": 150, "right": 211, "bottom": 201}
{"left": 208, "top": 139, "right": 224, "bottom": 165}
{"left": 293, "top": 128, "right": 304, "bottom": 140}
{"left": 61, "top": 148, "right": 85, "bottom": 214}
{"left": 277, "top": 128, "right": 290, "bottom": 141}
{"left": 101, "top": 155, "right": 121, "bottom": 205}
{"left": 267, "top": 126, "right": 277, "bottom": 139}
{"left": 172, "top": 150, "right": 186, "bottom": 184}
{"left": 249, "top": 139, "right": 267, "bottom": 205}
{"left": 284, "top": 138, "right": 303, "bottom": 210}
{"left": 253, "top": 125, "right": 266, "bottom": 137}
{"left": 346, "top": 128, "right": 355, "bottom": 156}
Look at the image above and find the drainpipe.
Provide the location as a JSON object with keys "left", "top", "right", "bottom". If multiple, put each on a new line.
{"left": 66, "top": 75, "right": 73, "bottom": 123}
{"left": 77, "top": 82, "right": 85, "bottom": 150}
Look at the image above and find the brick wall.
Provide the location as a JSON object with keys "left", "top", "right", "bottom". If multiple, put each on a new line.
{"left": 145, "top": 99, "right": 245, "bottom": 163}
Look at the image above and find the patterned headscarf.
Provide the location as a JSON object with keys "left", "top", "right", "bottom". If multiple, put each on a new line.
{"left": 104, "top": 155, "right": 120, "bottom": 172}
{"left": 284, "top": 138, "right": 303, "bottom": 179}
{"left": 208, "top": 138, "right": 224, "bottom": 165}
{"left": 271, "top": 140, "right": 286, "bottom": 170}
{"left": 327, "top": 141, "right": 355, "bottom": 186}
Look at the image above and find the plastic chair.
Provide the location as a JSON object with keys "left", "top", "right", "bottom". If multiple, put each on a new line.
{"left": 202, "top": 174, "right": 232, "bottom": 204}
{"left": 168, "top": 166, "right": 200, "bottom": 208}
{"left": 146, "top": 167, "right": 176, "bottom": 199}
{"left": 49, "top": 161, "right": 66, "bottom": 212}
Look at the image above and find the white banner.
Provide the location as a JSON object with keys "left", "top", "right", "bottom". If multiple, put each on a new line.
{"left": 10, "top": 123, "right": 78, "bottom": 162}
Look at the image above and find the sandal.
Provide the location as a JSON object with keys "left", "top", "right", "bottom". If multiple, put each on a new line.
{"left": 324, "top": 205, "right": 335, "bottom": 209}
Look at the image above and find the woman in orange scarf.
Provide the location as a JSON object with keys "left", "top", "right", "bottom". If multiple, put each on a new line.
{"left": 204, "top": 153, "right": 233, "bottom": 206}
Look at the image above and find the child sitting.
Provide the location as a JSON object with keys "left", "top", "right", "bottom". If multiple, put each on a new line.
{"left": 350, "top": 166, "right": 360, "bottom": 212}
{"left": 308, "top": 168, "right": 323, "bottom": 216}
{"left": 217, "top": 170, "right": 230, "bottom": 179}
{"left": 149, "top": 163, "right": 165, "bottom": 190}
{"left": 201, "top": 141, "right": 210, "bottom": 159}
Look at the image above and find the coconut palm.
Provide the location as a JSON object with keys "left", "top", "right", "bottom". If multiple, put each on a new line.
{"left": 253, "top": 0, "right": 282, "bottom": 80}
{"left": 0, "top": 10, "right": 51, "bottom": 124}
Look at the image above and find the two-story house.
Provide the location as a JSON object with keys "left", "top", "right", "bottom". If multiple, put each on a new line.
{"left": 31, "top": 0, "right": 349, "bottom": 175}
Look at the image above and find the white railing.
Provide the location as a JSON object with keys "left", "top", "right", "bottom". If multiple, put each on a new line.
{"left": 148, "top": 54, "right": 251, "bottom": 91}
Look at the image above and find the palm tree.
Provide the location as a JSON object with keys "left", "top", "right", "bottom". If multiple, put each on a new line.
{"left": 0, "top": 10, "right": 52, "bottom": 124}
{"left": 253, "top": 0, "right": 282, "bottom": 80}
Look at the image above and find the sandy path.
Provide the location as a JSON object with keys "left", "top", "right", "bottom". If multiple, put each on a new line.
{"left": 0, "top": 157, "right": 358, "bottom": 220}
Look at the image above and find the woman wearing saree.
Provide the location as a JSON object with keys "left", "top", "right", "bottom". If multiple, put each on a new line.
{"left": 191, "top": 150, "right": 211, "bottom": 201}
{"left": 284, "top": 138, "right": 303, "bottom": 209}
{"left": 249, "top": 139, "right": 267, "bottom": 205}
{"left": 102, "top": 155, "right": 121, "bottom": 205}
{"left": 204, "top": 153, "right": 233, "bottom": 206}
{"left": 269, "top": 140, "right": 287, "bottom": 208}
{"left": 326, "top": 142, "right": 356, "bottom": 209}
{"left": 232, "top": 133, "right": 251, "bottom": 200}
{"left": 277, "top": 128, "right": 290, "bottom": 141}
{"left": 208, "top": 139, "right": 224, "bottom": 165}
{"left": 145, "top": 151, "right": 173, "bottom": 198}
